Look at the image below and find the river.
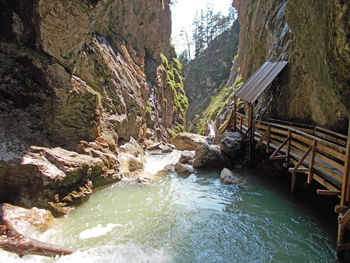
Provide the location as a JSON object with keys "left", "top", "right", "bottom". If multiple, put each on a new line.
{"left": 1, "top": 151, "right": 337, "bottom": 262}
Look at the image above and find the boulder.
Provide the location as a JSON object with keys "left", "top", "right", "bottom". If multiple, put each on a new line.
{"left": 172, "top": 132, "right": 206, "bottom": 150}
{"left": 175, "top": 163, "right": 195, "bottom": 175}
{"left": 220, "top": 168, "right": 241, "bottom": 185}
{"left": 159, "top": 144, "right": 173, "bottom": 153}
{"left": 2, "top": 203, "right": 54, "bottom": 234}
{"left": 220, "top": 132, "right": 243, "bottom": 157}
{"left": 128, "top": 157, "right": 144, "bottom": 171}
{"left": 179, "top": 150, "right": 195, "bottom": 164}
{"left": 193, "top": 143, "right": 230, "bottom": 168}
{"left": 0, "top": 146, "right": 119, "bottom": 216}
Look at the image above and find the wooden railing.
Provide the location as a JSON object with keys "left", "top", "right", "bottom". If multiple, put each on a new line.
{"left": 233, "top": 112, "right": 346, "bottom": 194}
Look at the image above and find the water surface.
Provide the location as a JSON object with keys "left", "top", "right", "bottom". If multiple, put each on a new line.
{"left": 1, "top": 152, "right": 336, "bottom": 262}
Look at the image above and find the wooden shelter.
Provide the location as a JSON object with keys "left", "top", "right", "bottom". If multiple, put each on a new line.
{"left": 232, "top": 61, "right": 288, "bottom": 159}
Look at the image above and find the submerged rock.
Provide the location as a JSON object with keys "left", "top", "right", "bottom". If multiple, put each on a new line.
{"left": 220, "top": 168, "right": 242, "bottom": 185}
{"left": 172, "top": 132, "right": 207, "bottom": 151}
{"left": 175, "top": 163, "right": 195, "bottom": 176}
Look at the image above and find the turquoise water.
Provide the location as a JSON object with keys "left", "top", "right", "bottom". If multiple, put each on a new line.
{"left": 2, "top": 152, "right": 337, "bottom": 262}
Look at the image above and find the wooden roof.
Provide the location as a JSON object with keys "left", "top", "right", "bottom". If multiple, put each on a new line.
{"left": 234, "top": 61, "right": 288, "bottom": 104}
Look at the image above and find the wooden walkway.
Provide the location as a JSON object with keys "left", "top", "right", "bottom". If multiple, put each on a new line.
{"left": 228, "top": 112, "right": 350, "bottom": 255}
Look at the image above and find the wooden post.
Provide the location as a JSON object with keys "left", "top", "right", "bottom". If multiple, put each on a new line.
{"left": 341, "top": 119, "right": 350, "bottom": 206}
{"left": 286, "top": 129, "right": 292, "bottom": 162}
{"left": 233, "top": 96, "right": 237, "bottom": 132}
{"left": 338, "top": 119, "right": 350, "bottom": 256}
{"left": 248, "top": 103, "right": 253, "bottom": 144}
{"left": 266, "top": 125, "right": 270, "bottom": 154}
{"left": 307, "top": 140, "right": 317, "bottom": 184}
{"left": 248, "top": 103, "right": 254, "bottom": 161}
{"left": 240, "top": 115, "right": 243, "bottom": 132}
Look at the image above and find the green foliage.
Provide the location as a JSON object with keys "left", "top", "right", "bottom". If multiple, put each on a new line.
{"left": 146, "top": 102, "right": 152, "bottom": 115}
{"left": 168, "top": 129, "right": 177, "bottom": 138}
{"left": 160, "top": 53, "right": 189, "bottom": 122}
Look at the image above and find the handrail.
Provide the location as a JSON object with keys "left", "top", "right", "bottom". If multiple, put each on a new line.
{"left": 258, "top": 120, "right": 346, "bottom": 155}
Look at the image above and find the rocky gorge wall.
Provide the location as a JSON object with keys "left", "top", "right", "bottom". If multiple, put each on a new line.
{"left": 0, "top": 0, "right": 186, "bottom": 214}
{"left": 234, "top": 0, "right": 349, "bottom": 132}
{"left": 183, "top": 21, "right": 240, "bottom": 133}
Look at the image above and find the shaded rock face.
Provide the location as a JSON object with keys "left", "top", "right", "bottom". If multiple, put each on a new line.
{"left": 0, "top": 0, "right": 183, "bottom": 213}
{"left": 184, "top": 22, "right": 240, "bottom": 132}
{"left": 234, "top": 0, "right": 349, "bottom": 132}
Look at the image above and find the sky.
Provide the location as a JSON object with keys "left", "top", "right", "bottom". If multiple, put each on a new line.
{"left": 171, "top": 0, "right": 233, "bottom": 56}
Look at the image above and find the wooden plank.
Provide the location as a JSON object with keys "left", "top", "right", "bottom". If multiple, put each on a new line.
{"left": 293, "top": 133, "right": 345, "bottom": 162}
{"left": 317, "top": 190, "right": 341, "bottom": 196}
{"left": 256, "top": 126, "right": 270, "bottom": 148}
{"left": 341, "top": 120, "right": 350, "bottom": 205}
{"left": 315, "top": 152, "right": 344, "bottom": 172}
{"left": 269, "top": 136, "right": 290, "bottom": 160}
{"left": 316, "top": 126, "right": 348, "bottom": 140}
{"left": 308, "top": 140, "right": 317, "bottom": 184}
{"left": 314, "top": 130, "right": 346, "bottom": 147}
{"left": 271, "top": 155, "right": 288, "bottom": 160}
{"left": 288, "top": 168, "right": 309, "bottom": 173}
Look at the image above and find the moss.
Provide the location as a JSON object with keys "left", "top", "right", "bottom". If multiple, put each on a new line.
{"left": 160, "top": 52, "right": 189, "bottom": 125}
{"left": 86, "top": 85, "right": 102, "bottom": 106}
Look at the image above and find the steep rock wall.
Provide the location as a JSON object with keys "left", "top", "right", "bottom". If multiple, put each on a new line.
{"left": 234, "top": 0, "right": 349, "bottom": 131}
{"left": 0, "top": 0, "right": 186, "bottom": 212}
{"left": 183, "top": 21, "right": 240, "bottom": 132}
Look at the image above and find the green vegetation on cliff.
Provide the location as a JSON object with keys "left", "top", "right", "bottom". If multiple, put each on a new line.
{"left": 161, "top": 53, "right": 189, "bottom": 137}
{"left": 184, "top": 21, "right": 240, "bottom": 133}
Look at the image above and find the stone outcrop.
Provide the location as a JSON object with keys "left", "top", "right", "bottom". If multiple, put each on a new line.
{"left": 0, "top": 0, "right": 187, "bottom": 213}
{"left": 234, "top": 0, "right": 350, "bottom": 131}
{"left": 172, "top": 132, "right": 207, "bottom": 151}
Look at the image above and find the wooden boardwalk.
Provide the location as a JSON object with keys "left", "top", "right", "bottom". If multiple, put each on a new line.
{"left": 226, "top": 112, "right": 350, "bottom": 254}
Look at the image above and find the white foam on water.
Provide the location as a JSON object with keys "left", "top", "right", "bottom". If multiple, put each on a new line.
{"left": 79, "top": 223, "right": 121, "bottom": 239}
{"left": 144, "top": 150, "right": 181, "bottom": 175}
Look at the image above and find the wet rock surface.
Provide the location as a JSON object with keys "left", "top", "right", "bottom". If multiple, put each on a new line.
{"left": 220, "top": 168, "right": 242, "bottom": 185}
{"left": 175, "top": 163, "right": 195, "bottom": 176}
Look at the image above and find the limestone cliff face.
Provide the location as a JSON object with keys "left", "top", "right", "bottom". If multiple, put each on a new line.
{"left": 0, "top": 0, "right": 185, "bottom": 213}
{"left": 234, "top": 0, "right": 349, "bottom": 131}
{"left": 184, "top": 21, "right": 240, "bottom": 132}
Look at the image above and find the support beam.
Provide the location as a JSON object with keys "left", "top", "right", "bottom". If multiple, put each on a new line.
{"left": 233, "top": 96, "right": 237, "bottom": 132}
{"left": 317, "top": 190, "right": 341, "bottom": 196}
{"left": 307, "top": 140, "right": 317, "bottom": 184}
{"left": 286, "top": 129, "right": 291, "bottom": 162}
{"left": 341, "top": 119, "right": 350, "bottom": 205}
{"left": 339, "top": 209, "right": 350, "bottom": 226}
{"left": 256, "top": 126, "right": 270, "bottom": 148}
{"left": 269, "top": 136, "right": 289, "bottom": 160}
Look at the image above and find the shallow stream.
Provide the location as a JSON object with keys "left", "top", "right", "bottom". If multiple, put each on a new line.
{"left": 2, "top": 151, "right": 337, "bottom": 262}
